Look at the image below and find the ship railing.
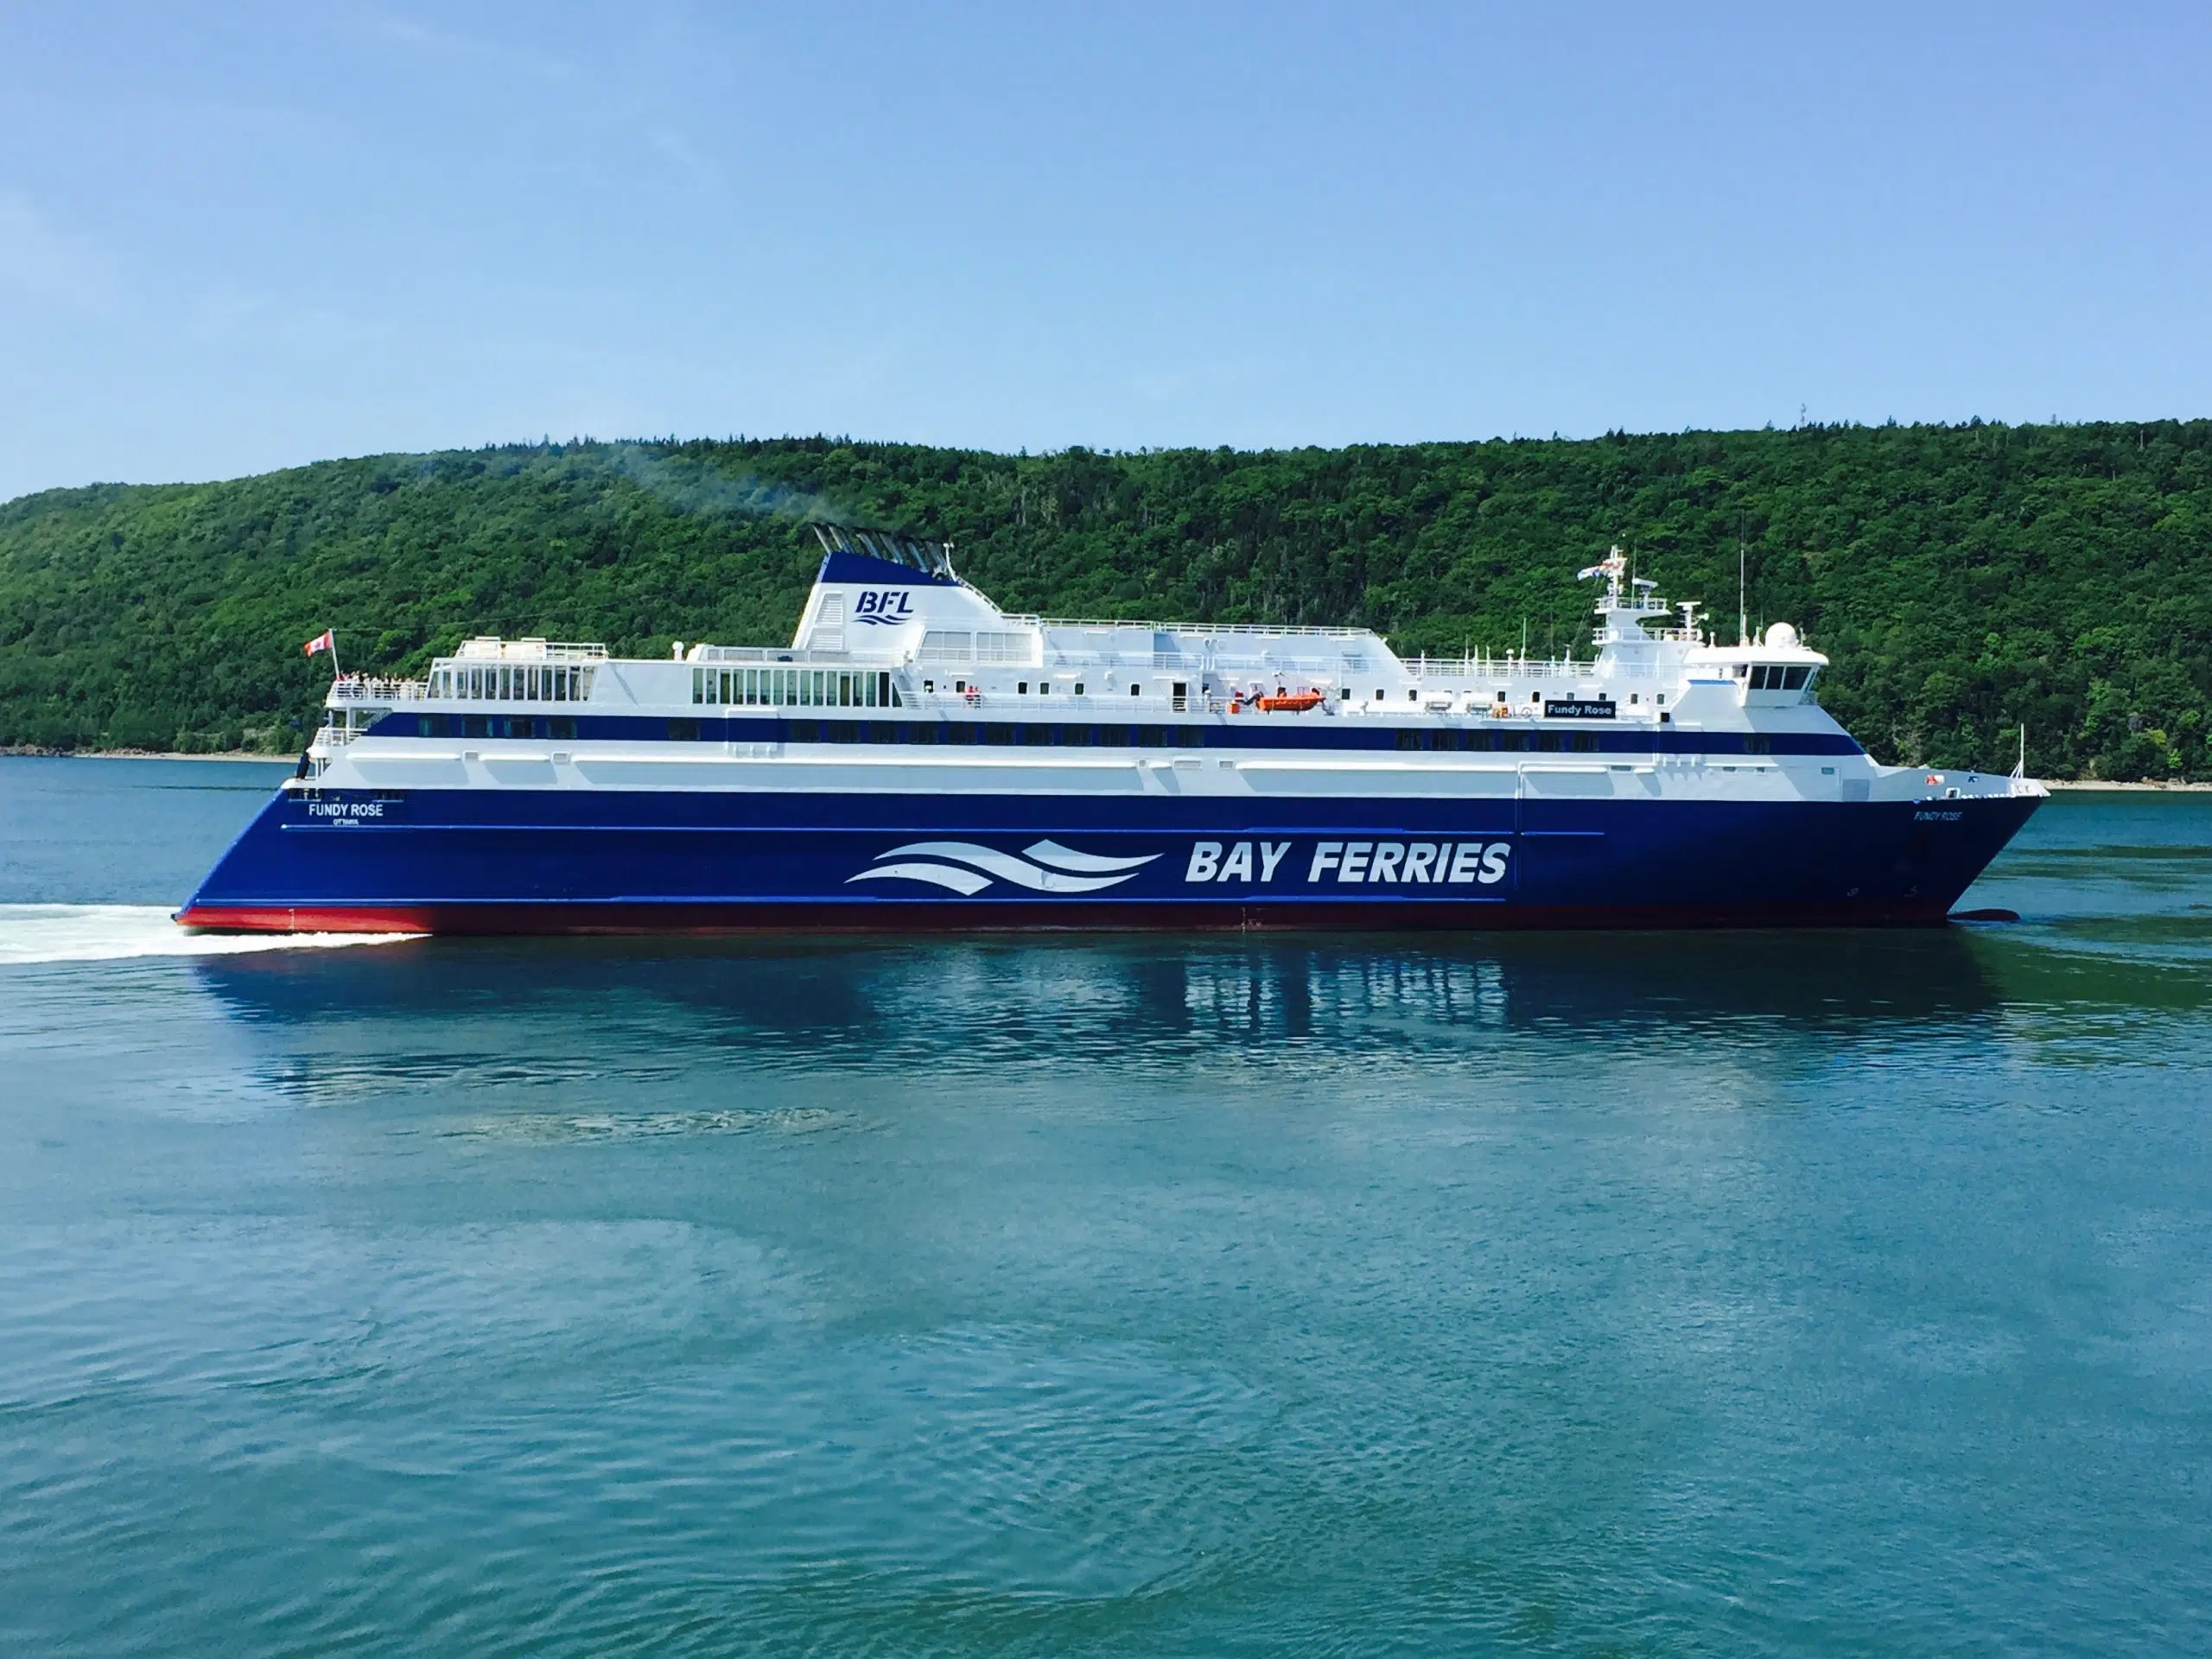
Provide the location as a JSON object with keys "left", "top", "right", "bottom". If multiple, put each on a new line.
{"left": 900, "top": 690, "right": 1279, "bottom": 718}
{"left": 327, "top": 675, "right": 429, "bottom": 702}
{"left": 1025, "top": 615, "right": 1374, "bottom": 639}
{"left": 1405, "top": 656, "right": 1598, "bottom": 681}
{"left": 1033, "top": 647, "right": 1353, "bottom": 674}
{"left": 690, "top": 644, "right": 906, "bottom": 666}
{"left": 447, "top": 639, "right": 609, "bottom": 662}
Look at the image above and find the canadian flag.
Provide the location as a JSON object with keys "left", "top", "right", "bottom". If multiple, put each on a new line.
{"left": 302, "top": 630, "right": 334, "bottom": 657}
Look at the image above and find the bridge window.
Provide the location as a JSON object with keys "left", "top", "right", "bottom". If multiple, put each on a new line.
{"left": 1781, "top": 666, "right": 1810, "bottom": 690}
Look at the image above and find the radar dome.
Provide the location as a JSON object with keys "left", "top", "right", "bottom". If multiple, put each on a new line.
{"left": 1765, "top": 622, "right": 1799, "bottom": 648}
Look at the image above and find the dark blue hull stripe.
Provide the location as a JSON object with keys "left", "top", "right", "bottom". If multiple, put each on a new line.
{"left": 185, "top": 788, "right": 2040, "bottom": 931}
{"left": 366, "top": 710, "right": 1866, "bottom": 758}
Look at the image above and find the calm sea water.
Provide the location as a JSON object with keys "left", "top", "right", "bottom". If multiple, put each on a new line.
{"left": 3, "top": 755, "right": 2209, "bottom": 1656}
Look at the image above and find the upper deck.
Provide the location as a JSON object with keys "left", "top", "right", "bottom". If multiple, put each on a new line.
{"left": 323, "top": 531, "right": 1834, "bottom": 734}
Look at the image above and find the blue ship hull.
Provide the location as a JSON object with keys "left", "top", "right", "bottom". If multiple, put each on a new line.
{"left": 178, "top": 787, "right": 2039, "bottom": 932}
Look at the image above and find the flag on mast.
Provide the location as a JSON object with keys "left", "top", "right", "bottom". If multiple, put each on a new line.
{"left": 302, "top": 630, "right": 334, "bottom": 657}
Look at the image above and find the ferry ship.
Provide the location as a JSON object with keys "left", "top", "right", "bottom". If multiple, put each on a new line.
{"left": 178, "top": 527, "right": 2044, "bottom": 933}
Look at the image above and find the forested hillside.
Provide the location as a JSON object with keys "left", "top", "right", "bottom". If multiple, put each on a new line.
{"left": 3, "top": 423, "right": 2209, "bottom": 778}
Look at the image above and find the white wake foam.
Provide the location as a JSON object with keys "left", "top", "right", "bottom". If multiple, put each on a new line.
{"left": 0, "top": 906, "right": 416, "bottom": 965}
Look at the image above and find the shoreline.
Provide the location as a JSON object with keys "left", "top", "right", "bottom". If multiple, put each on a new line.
{"left": 2044, "top": 779, "right": 2212, "bottom": 792}
{"left": 2, "top": 748, "right": 291, "bottom": 763}
{"left": 7, "top": 749, "right": 2211, "bottom": 789}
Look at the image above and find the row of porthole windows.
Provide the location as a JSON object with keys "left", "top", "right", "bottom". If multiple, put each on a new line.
{"left": 414, "top": 715, "right": 578, "bottom": 740}
{"left": 921, "top": 679, "right": 1166, "bottom": 702}
{"left": 1398, "top": 730, "right": 1603, "bottom": 753}
{"left": 666, "top": 720, "right": 1205, "bottom": 747}
{"left": 431, "top": 665, "right": 593, "bottom": 702}
{"left": 393, "top": 716, "right": 1785, "bottom": 757}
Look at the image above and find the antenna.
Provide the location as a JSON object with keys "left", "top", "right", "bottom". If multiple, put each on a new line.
{"left": 1738, "top": 535, "right": 1749, "bottom": 646}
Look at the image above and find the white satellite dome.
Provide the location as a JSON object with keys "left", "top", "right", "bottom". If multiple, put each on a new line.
{"left": 1764, "top": 622, "right": 1799, "bottom": 648}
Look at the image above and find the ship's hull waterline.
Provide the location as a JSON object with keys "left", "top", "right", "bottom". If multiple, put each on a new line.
{"left": 177, "top": 789, "right": 2039, "bottom": 934}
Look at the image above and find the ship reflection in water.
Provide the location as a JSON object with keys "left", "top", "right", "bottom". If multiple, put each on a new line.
{"left": 194, "top": 925, "right": 2012, "bottom": 1077}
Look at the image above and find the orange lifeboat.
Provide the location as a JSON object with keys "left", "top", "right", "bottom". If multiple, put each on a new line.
{"left": 1255, "top": 690, "right": 1325, "bottom": 713}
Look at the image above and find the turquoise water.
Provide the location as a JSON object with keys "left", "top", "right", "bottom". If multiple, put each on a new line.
{"left": 3, "top": 756, "right": 2209, "bottom": 1655}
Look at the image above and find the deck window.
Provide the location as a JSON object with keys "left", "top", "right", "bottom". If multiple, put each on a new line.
{"left": 1138, "top": 726, "right": 1167, "bottom": 747}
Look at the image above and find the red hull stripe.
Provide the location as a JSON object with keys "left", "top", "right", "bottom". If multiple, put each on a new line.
{"left": 175, "top": 899, "right": 1955, "bottom": 936}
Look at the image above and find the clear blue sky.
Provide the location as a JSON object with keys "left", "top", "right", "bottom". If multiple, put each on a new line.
{"left": 3, "top": 1, "right": 2205, "bottom": 502}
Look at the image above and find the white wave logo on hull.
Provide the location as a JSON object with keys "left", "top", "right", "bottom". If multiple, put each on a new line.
{"left": 848, "top": 840, "right": 1160, "bottom": 896}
